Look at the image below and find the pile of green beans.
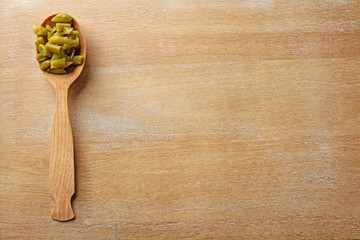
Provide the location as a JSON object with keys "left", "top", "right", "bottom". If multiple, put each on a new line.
{"left": 33, "top": 13, "right": 84, "bottom": 74}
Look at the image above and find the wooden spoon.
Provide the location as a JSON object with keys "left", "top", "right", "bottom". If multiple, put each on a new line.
{"left": 40, "top": 13, "right": 86, "bottom": 221}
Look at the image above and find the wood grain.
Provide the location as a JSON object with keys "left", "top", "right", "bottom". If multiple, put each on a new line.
{"left": 1, "top": 0, "right": 360, "bottom": 239}
{"left": 49, "top": 81, "right": 75, "bottom": 222}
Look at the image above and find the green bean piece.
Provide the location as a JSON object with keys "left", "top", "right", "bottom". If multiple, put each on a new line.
{"left": 45, "top": 42, "right": 62, "bottom": 54}
{"left": 51, "top": 53, "right": 62, "bottom": 60}
{"left": 51, "top": 13, "right": 73, "bottom": 23}
{"left": 51, "top": 57, "right": 66, "bottom": 68}
{"left": 35, "top": 37, "right": 46, "bottom": 48}
{"left": 47, "top": 30, "right": 53, "bottom": 39}
{"left": 38, "top": 44, "right": 52, "bottom": 57}
{"left": 33, "top": 25, "right": 47, "bottom": 37}
{"left": 63, "top": 27, "right": 73, "bottom": 35}
{"left": 49, "top": 35, "right": 78, "bottom": 45}
{"left": 36, "top": 54, "right": 49, "bottom": 62}
{"left": 39, "top": 60, "right": 51, "bottom": 70}
{"left": 63, "top": 37, "right": 80, "bottom": 49}
{"left": 65, "top": 61, "right": 73, "bottom": 68}
{"left": 69, "top": 30, "right": 79, "bottom": 37}
{"left": 73, "top": 55, "right": 84, "bottom": 65}
{"left": 46, "top": 25, "right": 52, "bottom": 31}
{"left": 47, "top": 68, "right": 67, "bottom": 74}
{"left": 70, "top": 48, "right": 75, "bottom": 59}
{"left": 55, "top": 23, "right": 72, "bottom": 33}
{"left": 63, "top": 37, "right": 79, "bottom": 50}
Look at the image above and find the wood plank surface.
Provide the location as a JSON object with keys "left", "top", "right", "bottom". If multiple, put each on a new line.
{"left": 1, "top": 0, "right": 360, "bottom": 239}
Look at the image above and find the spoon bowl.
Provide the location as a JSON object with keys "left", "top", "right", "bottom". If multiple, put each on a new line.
{"left": 40, "top": 13, "right": 86, "bottom": 87}
{"left": 39, "top": 13, "right": 86, "bottom": 222}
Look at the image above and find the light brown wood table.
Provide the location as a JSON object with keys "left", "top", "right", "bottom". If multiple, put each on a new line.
{"left": 1, "top": 1, "right": 360, "bottom": 239}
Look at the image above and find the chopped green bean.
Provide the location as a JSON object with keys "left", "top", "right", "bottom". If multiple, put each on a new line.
{"left": 47, "top": 30, "right": 53, "bottom": 39}
{"left": 73, "top": 55, "right": 84, "bottom": 65}
{"left": 39, "top": 60, "right": 51, "bottom": 70}
{"left": 63, "top": 37, "right": 79, "bottom": 50}
{"left": 36, "top": 54, "right": 49, "bottom": 62}
{"left": 47, "top": 68, "right": 67, "bottom": 74}
{"left": 35, "top": 37, "right": 46, "bottom": 48}
{"left": 51, "top": 53, "right": 62, "bottom": 60}
{"left": 55, "top": 23, "right": 72, "bottom": 33}
{"left": 65, "top": 61, "right": 73, "bottom": 67}
{"left": 45, "top": 42, "right": 62, "bottom": 54}
{"left": 64, "top": 27, "right": 73, "bottom": 35}
{"left": 38, "top": 44, "right": 52, "bottom": 57}
{"left": 69, "top": 30, "right": 79, "bottom": 37}
{"left": 70, "top": 48, "right": 75, "bottom": 59}
{"left": 51, "top": 13, "right": 73, "bottom": 23}
{"left": 33, "top": 25, "right": 47, "bottom": 37}
{"left": 51, "top": 58, "right": 66, "bottom": 68}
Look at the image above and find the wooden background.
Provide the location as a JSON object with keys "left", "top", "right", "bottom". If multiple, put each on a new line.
{"left": 1, "top": 0, "right": 360, "bottom": 239}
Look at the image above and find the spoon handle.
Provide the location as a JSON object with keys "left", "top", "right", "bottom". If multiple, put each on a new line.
{"left": 49, "top": 82, "right": 75, "bottom": 221}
